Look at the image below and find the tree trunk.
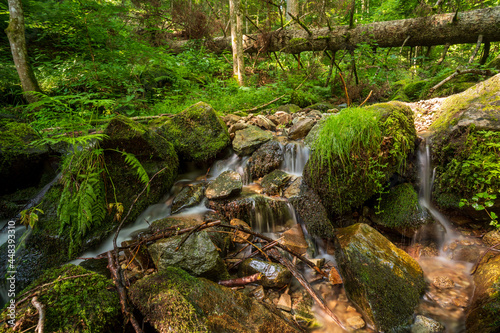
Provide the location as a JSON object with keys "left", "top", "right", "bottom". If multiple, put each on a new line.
{"left": 168, "top": 7, "right": 500, "bottom": 55}
{"left": 230, "top": 0, "right": 244, "bottom": 86}
{"left": 5, "top": 0, "right": 42, "bottom": 103}
{"left": 286, "top": 0, "right": 299, "bottom": 22}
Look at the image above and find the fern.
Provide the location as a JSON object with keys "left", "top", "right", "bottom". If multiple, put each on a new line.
{"left": 114, "top": 150, "right": 150, "bottom": 193}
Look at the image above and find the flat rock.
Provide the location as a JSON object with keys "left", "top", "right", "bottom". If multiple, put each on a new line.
{"left": 206, "top": 170, "right": 243, "bottom": 200}
{"left": 232, "top": 125, "right": 273, "bottom": 156}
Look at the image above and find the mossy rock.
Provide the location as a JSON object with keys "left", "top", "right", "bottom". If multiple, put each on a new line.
{"left": 247, "top": 140, "right": 284, "bottom": 179}
{"left": 276, "top": 104, "right": 301, "bottom": 114}
{"left": 487, "top": 54, "right": 500, "bottom": 70}
{"left": 429, "top": 74, "right": 500, "bottom": 216}
{"left": 0, "top": 121, "right": 49, "bottom": 195}
{"left": 466, "top": 255, "right": 500, "bottom": 333}
{"left": 334, "top": 223, "right": 426, "bottom": 332}
{"left": 128, "top": 266, "right": 301, "bottom": 332}
{"left": 0, "top": 264, "right": 120, "bottom": 333}
{"left": 403, "top": 80, "right": 428, "bottom": 101}
{"left": 290, "top": 90, "right": 319, "bottom": 108}
{"left": 303, "top": 102, "right": 417, "bottom": 217}
{"left": 156, "top": 101, "right": 230, "bottom": 163}
{"left": 3, "top": 116, "right": 179, "bottom": 293}
{"left": 374, "top": 183, "right": 430, "bottom": 229}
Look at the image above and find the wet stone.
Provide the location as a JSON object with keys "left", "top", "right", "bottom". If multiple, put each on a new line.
{"left": 482, "top": 229, "right": 500, "bottom": 247}
{"left": 346, "top": 315, "right": 365, "bottom": 330}
{"left": 205, "top": 170, "right": 242, "bottom": 200}
{"left": 411, "top": 315, "right": 445, "bottom": 333}
{"left": 171, "top": 182, "right": 206, "bottom": 214}
{"left": 260, "top": 169, "right": 292, "bottom": 196}
{"left": 238, "top": 258, "right": 292, "bottom": 288}
{"left": 432, "top": 276, "right": 454, "bottom": 289}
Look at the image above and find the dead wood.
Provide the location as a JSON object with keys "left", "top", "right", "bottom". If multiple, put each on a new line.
{"left": 268, "top": 248, "right": 346, "bottom": 331}
{"left": 31, "top": 296, "right": 45, "bottom": 333}
{"left": 218, "top": 273, "right": 263, "bottom": 287}
{"left": 428, "top": 68, "right": 495, "bottom": 96}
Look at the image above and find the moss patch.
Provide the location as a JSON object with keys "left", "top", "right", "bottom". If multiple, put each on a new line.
{"left": 157, "top": 101, "right": 230, "bottom": 163}
{"left": 0, "top": 264, "right": 120, "bottom": 333}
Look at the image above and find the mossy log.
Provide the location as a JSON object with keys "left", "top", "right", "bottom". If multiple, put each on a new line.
{"left": 167, "top": 7, "right": 500, "bottom": 54}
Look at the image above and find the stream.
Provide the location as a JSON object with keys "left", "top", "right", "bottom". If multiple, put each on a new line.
{"left": 1, "top": 136, "right": 480, "bottom": 332}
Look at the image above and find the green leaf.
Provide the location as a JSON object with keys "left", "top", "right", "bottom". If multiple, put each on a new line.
{"left": 118, "top": 151, "right": 150, "bottom": 193}
{"left": 472, "top": 203, "right": 484, "bottom": 211}
{"left": 491, "top": 212, "right": 498, "bottom": 219}
{"left": 485, "top": 201, "right": 494, "bottom": 207}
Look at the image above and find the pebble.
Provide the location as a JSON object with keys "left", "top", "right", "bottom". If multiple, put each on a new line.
{"left": 432, "top": 276, "right": 454, "bottom": 289}
{"left": 346, "top": 316, "right": 365, "bottom": 330}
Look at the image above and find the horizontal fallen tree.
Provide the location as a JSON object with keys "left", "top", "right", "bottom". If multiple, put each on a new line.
{"left": 167, "top": 7, "right": 500, "bottom": 54}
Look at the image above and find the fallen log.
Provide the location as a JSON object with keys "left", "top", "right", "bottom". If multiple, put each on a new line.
{"left": 167, "top": 7, "right": 500, "bottom": 54}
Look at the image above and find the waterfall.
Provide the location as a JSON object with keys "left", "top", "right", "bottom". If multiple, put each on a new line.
{"left": 417, "top": 137, "right": 459, "bottom": 251}
{"left": 280, "top": 142, "right": 310, "bottom": 176}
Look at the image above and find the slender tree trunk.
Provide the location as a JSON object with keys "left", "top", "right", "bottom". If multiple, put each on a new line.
{"left": 5, "top": 0, "right": 42, "bottom": 104}
{"left": 230, "top": 0, "right": 244, "bottom": 86}
{"left": 286, "top": 0, "right": 299, "bottom": 22}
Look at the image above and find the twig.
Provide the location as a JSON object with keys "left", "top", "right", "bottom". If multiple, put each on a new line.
{"left": 288, "top": 12, "right": 312, "bottom": 36}
{"left": 470, "top": 242, "right": 500, "bottom": 274}
{"left": 218, "top": 273, "right": 262, "bottom": 287}
{"left": 31, "top": 296, "right": 45, "bottom": 333}
{"left": 359, "top": 90, "right": 373, "bottom": 107}
{"left": 107, "top": 251, "right": 143, "bottom": 333}
{"left": 468, "top": 34, "right": 483, "bottom": 64}
{"left": 227, "top": 239, "right": 280, "bottom": 270}
{"left": 400, "top": 36, "right": 411, "bottom": 54}
{"left": 268, "top": 248, "right": 346, "bottom": 330}
{"left": 175, "top": 221, "right": 208, "bottom": 251}
{"left": 338, "top": 72, "right": 350, "bottom": 107}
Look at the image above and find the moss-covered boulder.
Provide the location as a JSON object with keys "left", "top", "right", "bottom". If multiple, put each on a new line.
{"left": 303, "top": 102, "right": 417, "bottom": 218}
{"left": 246, "top": 140, "right": 284, "bottom": 180}
{"left": 238, "top": 258, "right": 292, "bottom": 288}
{"left": 374, "top": 183, "right": 431, "bottom": 230}
{"left": 128, "top": 267, "right": 302, "bottom": 333}
{"left": 465, "top": 254, "right": 500, "bottom": 333}
{"left": 232, "top": 125, "right": 273, "bottom": 156}
{"left": 0, "top": 264, "right": 120, "bottom": 333}
{"left": 2, "top": 115, "right": 179, "bottom": 293}
{"left": 148, "top": 231, "right": 229, "bottom": 281}
{"left": 334, "top": 223, "right": 426, "bottom": 332}
{"left": 155, "top": 101, "right": 230, "bottom": 163}
{"left": 429, "top": 74, "right": 500, "bottom": 220}
{"left": 0, "top": 121, "right": 49, "bottom": 195}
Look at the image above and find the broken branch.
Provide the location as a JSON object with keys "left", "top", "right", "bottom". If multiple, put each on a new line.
{"left": 218, "top": 273, "right": 262, "bottom": 287}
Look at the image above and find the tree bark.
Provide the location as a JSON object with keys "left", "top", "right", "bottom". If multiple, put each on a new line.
{"left": 230, "top": 0, "right": 244, "bottom": 86}
{"left": 5, "top": 0, "right": 42, "bottom": 103}
{"left": 167, "top": 7, "right": 500, "bottom": 54}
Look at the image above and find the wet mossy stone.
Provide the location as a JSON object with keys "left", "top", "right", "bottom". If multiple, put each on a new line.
{"left": 260, "top": 170, "right": 292, "bottom": 196}
{"left": 276, "top": 104, "right": 301, "bottom": 114}
{"left": 0, "top": 121, "right": 49, "bottom": 195}
{"left": 308, "top": 102, "right": 334, "bottom": 112}
{"left": 466, "top": 254, "right": 500, "bottom": 333}
{"left": 0, "top": 264, "right": 120, "bottom": 333}
{"left": 430, "top": 74, "right": 500, "bottom": 213}
{"left": 232, "top": 125, "right": 273, "bottom": 156}
{"left": 303, "top": 102, "right": 417, "bottom": 217}
{"left": 374, "top": 183, "right": 430, "bottom": 229}
{"left": 171, "top": 182, "right": 206, "bottom": 214}
{"left": 334, "top": 223, "right": 426, "bottom": 332}
{"left": 238, "top": 258, "right": 292, "bottom": 288}
{"left": 247, "top": 140, "right": 284, "bottom": 180}
{"left": 206, "top": 170, "right": 243, "bottom": 200}
{"left": 128, "top": 266, "right": 302, "bottom": 333}
{"left": 148, "top": 231, "right": 229, "bottom": 281}
{"left": 403, "top": 80, "right": 428, "bottom": 101}
{"left": 156, "top": 101, "right": 230, "bottom": 163}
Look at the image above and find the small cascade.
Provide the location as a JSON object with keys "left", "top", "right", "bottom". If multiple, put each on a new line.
{"left": 417, "top": 137, "right": 460, "bottom": 250}
{"left": 251, "top": 197, "right": 297, "bottom": 233}
{"left": 209, "top": 152, "right": 251, "bottom": 184}
{"left": 280, "top": 142, "right": 310, "bottom": 176}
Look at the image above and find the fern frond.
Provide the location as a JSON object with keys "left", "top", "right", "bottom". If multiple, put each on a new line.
{"left": 118, "top": 150, "right": 150, "bottom": 193}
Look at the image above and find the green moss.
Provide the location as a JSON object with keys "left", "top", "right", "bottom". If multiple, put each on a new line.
{"left": 403, "top": 80, "right": 428, "bottom": 100}
{"left": 376, "top": 183, "right": 427, "bottom": 229}
{"left": 158, "top": 102, "right": 230, "bottom": 163}
{"left": 290, "top": 90, "right": 318, "bottom": 108}
{"left": 289, "top": 37, "right": 308, "bottom": 48}
{"left": 305, "top": 102, "right": 416, "bottom": 215}
{"left": 0, "top": 264, "right": 120, "bottom": 333}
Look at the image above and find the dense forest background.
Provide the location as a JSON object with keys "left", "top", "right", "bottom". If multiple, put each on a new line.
{"left": 1, "top": 0, "right": 499, "bottom": 135}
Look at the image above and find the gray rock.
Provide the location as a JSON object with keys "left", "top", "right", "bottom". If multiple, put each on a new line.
{"left": 228, "top": 121, "right": 249, "bottom": 134}
{"left": 247, "top": 140, "right": 284, "bottom": 179}
{"left": 335, "top": 223, "right": 426, "bottom": 332}
{"left": 411, "top": 315, "right": 445, "bottom": 333}
{"left": 206, "top": 170, "right": 242, "bottom": 200}
{"left": 171, "top": 183, "right": 206, "bottom": 214}
{"left": 288, "top": 117, "right": 316, "bottom": 140}
{"left": 261, "top": 170, "right": 292, "bottom": 196}
{"left": 148, "top": 231, "right": 228, "bottom": 280}
{"left": 232, "top": 125, "right": 273, "bottom": 156}
{"left": 238, "top": 258, "right": 292, "bottom": 288}
{"left": 254, "top": 115, "right": 277, "bottom": 131}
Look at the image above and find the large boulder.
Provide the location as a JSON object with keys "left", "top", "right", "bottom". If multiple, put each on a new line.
{"left": 334, "top": 223, "right": 426, "bottom": 332}
{"left": 303, "top": 102, "right": 417, "bottom": 217}
{"left": 128, "top": 267, "right": 302, "bottom": 333}
{"left": 0, "top": 121, "right": 50, "bottom": 195}
{"left": 465, "top": 254, "right": 500, "bottom": 333}
{"left": 0, "top": 264, "right": 120, "bottom": 333}
{"left": 148, "top": 231, "right": 228, "bottom": 281}
{"left": 155, "top": 101, "right": 230, "bottom": 163}
{"left": 429, "top": 74, "right": 500, "bottom": 222}
{"left": 232, "top": 125, "right": 273, "bottom": 156}
{"left": 2, "top": 116, "right": 179, "bottom": 293}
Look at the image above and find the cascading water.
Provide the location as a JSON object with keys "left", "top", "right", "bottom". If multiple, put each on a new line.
{"left": 280, "top": 141, "right": 310, "bottom": 176}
